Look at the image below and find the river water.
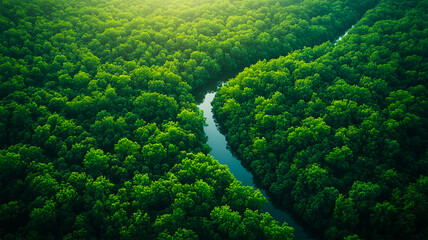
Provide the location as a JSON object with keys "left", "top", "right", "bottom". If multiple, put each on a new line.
{"left": 198, "top": 89, "right": 316, "bottom": 240}
{"left": 334, "top": 25, "right": 354, "bottom": 45}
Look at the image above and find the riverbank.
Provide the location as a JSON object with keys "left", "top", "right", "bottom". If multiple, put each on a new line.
{"left": 198, "top": 91, "right": 317, "bottom": 240}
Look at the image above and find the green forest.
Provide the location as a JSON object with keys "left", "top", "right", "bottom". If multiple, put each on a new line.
{"left": 0, "top": 0, "right": 426, "bottom": 239}
{"left": 213, "top": 0, "right": 428, "bottom": 239}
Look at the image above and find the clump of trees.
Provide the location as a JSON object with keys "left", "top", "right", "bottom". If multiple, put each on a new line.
{"left": 213, "top": 0, "right": 428, "bottom": 239}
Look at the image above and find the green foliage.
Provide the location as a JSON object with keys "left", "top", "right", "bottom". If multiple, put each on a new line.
{"left": 83, "top": 148, "right": 111, "bottom": 177}
{"left": 0, "top": 0, "right": 407, "bottom": 238}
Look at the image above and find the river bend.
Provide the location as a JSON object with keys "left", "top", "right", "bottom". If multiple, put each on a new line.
{"left": 197, "top": 26, "right": 355, "bottom": 240}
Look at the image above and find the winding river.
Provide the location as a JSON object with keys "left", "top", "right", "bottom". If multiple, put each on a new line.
{"left": 196, "top": 26, "right": 355, "bottom": 239}
{"left": 198, "top": 88, "right": 316, "bottom": 240}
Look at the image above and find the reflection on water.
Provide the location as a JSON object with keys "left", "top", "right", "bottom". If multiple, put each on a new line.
{"left": 198, "top": 91, "right": 316, "bottom": 240}
{"left": 334, "top": 25, "right": 355, "bottom": 45}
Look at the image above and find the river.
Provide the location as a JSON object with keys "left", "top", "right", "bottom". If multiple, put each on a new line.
{"left": 198, "top": 88, "right": 316, "bottom": 240}
{"left": 334, "top": 25, "right": 354, "bottom": 45}
{"left": 196, "top": 26, "right": 355, "bottom": 239}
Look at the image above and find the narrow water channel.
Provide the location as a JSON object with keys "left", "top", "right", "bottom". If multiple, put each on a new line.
{"left": 198, "top": 90, "right": 316, "bottom": 240}
{"left": 196, "top": 25, "right": 357, "bottom": 239}
{"left": 334, "top": 25, "right": 354, "bottom": 45}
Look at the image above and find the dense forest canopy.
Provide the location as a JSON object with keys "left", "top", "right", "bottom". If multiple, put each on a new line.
{"left": 1, "top": 0, "right": 426, "bottom": 239}
{"left": 213, "top": 0, "right": 428, "bottom": 239}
